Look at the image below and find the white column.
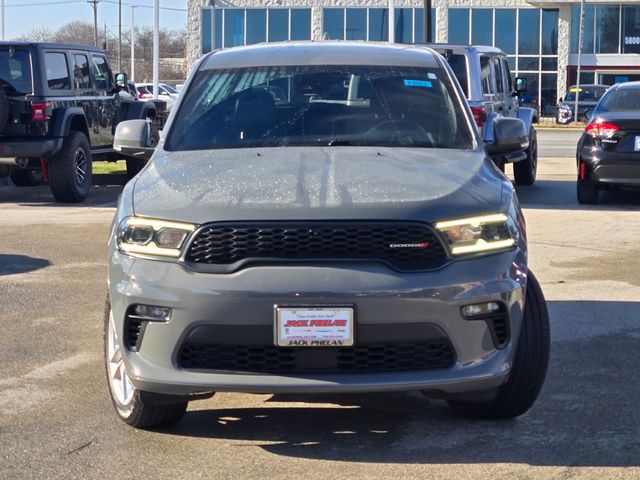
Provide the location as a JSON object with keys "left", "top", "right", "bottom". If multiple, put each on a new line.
{"left": 1, "top": 0, "right": 5, "bottom": 41}
{"left": 389, "top": 0, "right": 395, "bottom": 43}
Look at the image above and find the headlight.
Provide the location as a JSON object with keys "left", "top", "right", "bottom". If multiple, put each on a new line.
{"left": 435, "top": 213, "right": 518, "bottom": 256}
{"left": 116, "top": 216, "right": 196, "bottom": 257}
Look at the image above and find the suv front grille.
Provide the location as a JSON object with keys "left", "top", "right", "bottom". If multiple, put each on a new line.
{"left": 179, "top": 341, "right": 456, "bottom": 373}
{"left": 184, "top": 221, "right": 448, "bottom": 273}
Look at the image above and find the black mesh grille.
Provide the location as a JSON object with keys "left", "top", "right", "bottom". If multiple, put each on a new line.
{"left": 184, "top": 222, "right": 448, "bottom": 272}
{"left": 125, "top": 318, "right": 144, "bottom": 351}
{"left": 490, "top": 314, "right": 510, "bottom": 347}
{"left": 178, "top": 341, "right": 455, "bottom": 373}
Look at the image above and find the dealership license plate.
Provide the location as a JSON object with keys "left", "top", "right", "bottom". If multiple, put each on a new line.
{"left": 635, "top": 136, "right": 640, "bottom": 152}
{"left": 275, "top": 306, "right": 354, "bottom": 347}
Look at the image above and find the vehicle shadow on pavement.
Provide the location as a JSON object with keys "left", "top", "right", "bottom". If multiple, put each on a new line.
{"left": 165, "top": 300, "right": 640, "bottom": 467}
{"left": 0, "top": 254, "right": 50, "bottom": 276}
{"left": 0, "top": 184, "right": 121, "bottom": 207}
{"left": 517, "top": 180, "right": 640, "bottom": 210}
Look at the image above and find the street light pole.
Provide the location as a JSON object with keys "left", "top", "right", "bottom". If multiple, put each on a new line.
{"left": 388, "top": 0, "right": 395, "bottom": 43}
{"left": 0, "top": 0, "right": 5, "bottom": 41}
{"left": 575, "top": 0, "right": 585, "bottom": 123}
{"left": 118, "top": 0, "right": 122, "bottom": 71}
{"left": 424, "top": 0, "right": 432, "bottom": 43}
{"left": 88, "top": 0, "right": 99, "bottom": 48}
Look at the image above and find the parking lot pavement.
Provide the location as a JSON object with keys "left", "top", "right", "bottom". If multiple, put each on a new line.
{"left": 1, "top": 154, "right": 640, "bottom": 479}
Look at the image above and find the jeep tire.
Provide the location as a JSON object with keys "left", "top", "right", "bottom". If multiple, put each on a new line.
{"left": 104, "top": 296, "right": 189, "bottom": 428}
{"left": 447, "top": 270, "right": 550, "bottom": 419}
{"left": 513, "top": 127, "right": 537, "bottom": 186}
{"left": 49, "top": 131, "right": 92, "bottom": 203}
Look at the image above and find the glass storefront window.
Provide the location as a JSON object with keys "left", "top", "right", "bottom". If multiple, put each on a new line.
{"left": 214, "top": 9, "right": 222, "bottom": 49}
{"left": 541, "top": 73, "right": 557, "bottom": 115}
{"left": 291, "top": 9, "right": 311, "bottom": 41}
{"left": 541, "top": 57, "right": 558, "bottom": 71}
{"left": 369, "top": 9, "right": 388, "bottom": 42}
{"left": 596, "top": 6, "right": 620, "bottom": 54}
{"left": 395, "top": 8, "right": 413, "bottom": 44}
{"left": 201, "top": 8, "right": 211, "bottom": 53}
{"left": 268, "top": 10, "right": 288, "bottom": 42}
{"left": 495, "top": 9, "right": 516, "bottom": 54}
{"left": 448, "top": 9, "right": 469, "bottom": 44}
{"left": 622, "top": 6, "right": 640, "bottom": 54}
{"left": 518, "top": 57, "right": 539, "bottom": 71}
{"left": 568, "top": 70, "right": 595, "bottom": 87}
{"left": 471, "top": 9, "right": 492, "bottom": 46}
{"left": 541, "top": 9, "right": 558, "bottom": 55}
{"left": 246, "top": 9, "right": 266, "bottom": 45}
{"left": 323, "top": 9, "right": 344, "bottom": 40}
{"left": 571, "top": 4, "right": 595, "bottom": 54}
{"left": 224, "top": 9, "right": 244, "bottom": 48}
{"left": 346, "top": 8, "right": 366, "bottom": 40}
{"left": 518, "top": 9, "right": 540, "bottom": 55}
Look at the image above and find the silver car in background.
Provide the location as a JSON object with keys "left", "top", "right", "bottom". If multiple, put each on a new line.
{"left": 106, "top": 42, "right": 550, "bottom": 428}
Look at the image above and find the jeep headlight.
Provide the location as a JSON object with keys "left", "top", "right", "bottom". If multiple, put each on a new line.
{"left": 435, "top": 213, "right": 518, "bottom": 256}
{"left": 117, "top": 217, "right": 195, "bottom": 257}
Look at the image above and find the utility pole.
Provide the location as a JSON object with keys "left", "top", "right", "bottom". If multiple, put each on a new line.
{"left": 88, "top": 0, "right": 99, "bottom": 48}
{"left": 153, "top": 0, "right": 159, "bottom": 100}
{"left": 118, "top": 0, "right": 122, "bottom": 71}
{"left": 575, "top": 0, "right": 585, "bottom": 123}
{"left": 130, "top": 5, "right": 136, "bottom": 82}
{"left": 388, "top": 0, "right": 395, "bottom": 43}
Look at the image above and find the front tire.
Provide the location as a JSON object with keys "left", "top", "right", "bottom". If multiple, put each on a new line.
{"left": 49, "top": 131, "right": 92, "bottom": 203}
{"left": 513, "top": 127, "right": 537, "bottom": 186}
{"left": 104, "top": 297, "right": 188, "bottom": 428}
{"left": 448, "top": 270, "right": 550, "bottom": 419}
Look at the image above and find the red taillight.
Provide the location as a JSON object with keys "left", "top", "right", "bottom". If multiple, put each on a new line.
{"left": 31, "top": 102, "right": 50, "bottom": 122}
{"left": 471, "top": 106, "right": 486, "bottom": 127}
{"left": 138, "top": 92, "right": 145, "bottom": 98}
{"left": 585, "top": 121, "right": 619, "bottom": 139}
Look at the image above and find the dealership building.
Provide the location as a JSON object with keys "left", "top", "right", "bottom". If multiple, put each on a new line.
{"left": 187, "top": 1, "right": 640, "bottom": 115}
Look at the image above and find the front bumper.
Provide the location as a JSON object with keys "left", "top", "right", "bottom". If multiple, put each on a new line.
{"left": 108, "top": 249, "right": 527, "bottom": 396}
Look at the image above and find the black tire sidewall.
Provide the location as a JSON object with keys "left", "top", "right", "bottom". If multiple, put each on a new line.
{"left": 513, "top": 127, "right": 537, "bottom": 186}
{"left": 49, "top": 131, "right": 92, "bottom": 202}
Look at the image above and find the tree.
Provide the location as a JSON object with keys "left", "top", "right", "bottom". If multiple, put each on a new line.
{"left": 54, "top": 20, "right": 97, "bottom": 47}
{"left": 16, "top": 25, "right": 55, "bottom": 42}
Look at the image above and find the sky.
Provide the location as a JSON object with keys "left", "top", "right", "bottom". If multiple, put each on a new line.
{"left": 3, "top": 0, "right": 187, "bottom": 40}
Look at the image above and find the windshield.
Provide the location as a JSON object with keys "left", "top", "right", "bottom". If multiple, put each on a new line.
{"left": 0, "top": 48, "right": 32, "bottom": 94}
{"left": 596, "top": 87, "right": 640, "bottom": 112}
{"left": 565, "top": 86, "right": 607, "bottom": 103}
{"left": 166, "top": 65, "right": 473, "bottom": 151}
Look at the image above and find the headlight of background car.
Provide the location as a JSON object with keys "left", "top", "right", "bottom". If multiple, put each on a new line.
{"left": 435, "top": 213, "right": 518, "bottom": 256}
{"left": 117, "top": 217, "right": 195, "bottom": 257}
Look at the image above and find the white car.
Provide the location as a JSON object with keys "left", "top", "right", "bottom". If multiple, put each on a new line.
{"left": 136, "top": 82, "right": 179, "bottom": 111}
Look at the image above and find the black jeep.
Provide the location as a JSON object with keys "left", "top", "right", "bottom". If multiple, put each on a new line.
{"left": 0, "top": 42, "right": 156, "bottom": 202}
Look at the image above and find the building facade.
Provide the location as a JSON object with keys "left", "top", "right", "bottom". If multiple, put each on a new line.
{"left": 187, "top": 0, "right": 640, "bottom": 116}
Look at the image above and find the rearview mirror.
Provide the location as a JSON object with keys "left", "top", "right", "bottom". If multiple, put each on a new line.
{"left": 515, "top": 77, "right": 528, "bottom": 94}
{"left": 115, "top": 72, "right": 127, "bottom": 88}
{"left": 113, "top": 119, "right": 159, "bottom": 161}
{"left": 485, "top": 117, "right": 529, "bottom": 156}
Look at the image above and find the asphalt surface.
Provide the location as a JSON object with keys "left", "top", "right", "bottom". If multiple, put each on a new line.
{"left": 1, "top": 129, "right": 639, "bottom": 479}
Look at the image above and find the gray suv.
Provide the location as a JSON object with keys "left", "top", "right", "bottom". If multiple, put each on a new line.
{"left": 106, "top": 42, "right": 550, "bottom": 428}
{"left": 432, "top": 45, "right": 538, "bottom": 186}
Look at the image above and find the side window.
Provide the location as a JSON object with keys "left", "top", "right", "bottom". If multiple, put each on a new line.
{"left": 73, "top": 54, "right": 91, "bottom": 90}
{"left": 493, "top": 57, "right": 505, "bottom": 94}
{"left": 480, "top": 56, "right": 494, "bottom": 95}
{"left": 91, "top": 55, "right": 112, "bottom": 91}
{"left": 44, "top": 52, "right": 70, "bottom": 90}
{"left": 502, "top": 58, "right": 514, "bottom": 93}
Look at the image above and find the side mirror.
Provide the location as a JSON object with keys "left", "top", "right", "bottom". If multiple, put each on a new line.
{"left": 485, "top": 117, "right": 529, "bottom": 156}
{"left": 115, "top": 72, "right": 127, "bottom": 88}
{"left": 515, "top": 77, "right": 528, "bottom": 94}
{"left": 113, "top": 119, "right": 159, "bottom": 161}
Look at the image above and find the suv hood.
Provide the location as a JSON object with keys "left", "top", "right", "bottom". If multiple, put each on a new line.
{"left": 132, "top": 146, "right": 504, "bottom": 224}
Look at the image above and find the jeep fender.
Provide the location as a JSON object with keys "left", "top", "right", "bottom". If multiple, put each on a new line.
{"left": 126, "top": 100, "right": 157, "bottom": 121}
{"left": 516, "top": 107, "right": 535, "bottom": 133}
{"left": 49, "top": 107, "right": 90, "bottom": 156}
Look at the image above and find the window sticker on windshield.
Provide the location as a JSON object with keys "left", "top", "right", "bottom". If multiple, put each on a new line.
{"left": 428, "top": 73, "right": 437, "bottom": 79}
{"left": 404, "top": 79, "right": 432, "bottom": 88}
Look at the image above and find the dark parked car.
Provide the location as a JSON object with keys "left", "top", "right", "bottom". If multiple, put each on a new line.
{"left": 0, "top": 42, "right": 157, "bottom": 201}
{"left": 577, "top": 81, "right": 640, "bottom": 203}
{"left": 556, "top": 84, "right": 608, "bottom": 124}
{"left": 106, "top": 42, "right": 550, "bottom": 428}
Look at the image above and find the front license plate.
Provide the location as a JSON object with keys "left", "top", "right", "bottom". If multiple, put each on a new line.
{"left": 275, "top": 306, "right": 354, "bottom": 347}
{"left": 635, "top": 136, "right": 640, "bottom": 152}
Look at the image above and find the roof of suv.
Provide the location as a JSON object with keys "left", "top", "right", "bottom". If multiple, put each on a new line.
{"left": 0, "top": 41, "right": 104, "bottom": 53}
{"left": 202, "top": 41, "right": 441, "bottom": 69}
{"left": 429, "top": 44, "right": 505, "bottom": 55}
